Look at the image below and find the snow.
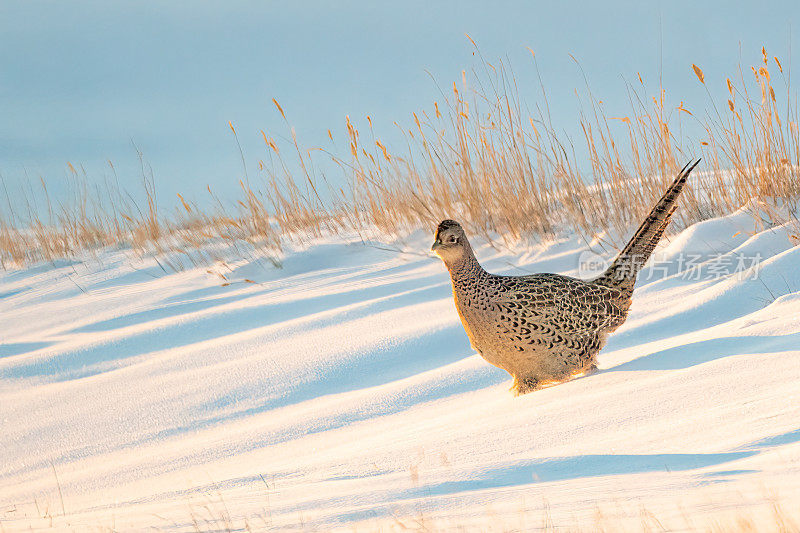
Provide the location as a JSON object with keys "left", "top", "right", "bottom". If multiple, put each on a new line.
{"left": 1, "top": 209, "right": 800, "bottom": 531}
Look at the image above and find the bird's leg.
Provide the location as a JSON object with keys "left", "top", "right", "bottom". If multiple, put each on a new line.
{"left": 513, "top": 375, "right": 540, "bottom": 395}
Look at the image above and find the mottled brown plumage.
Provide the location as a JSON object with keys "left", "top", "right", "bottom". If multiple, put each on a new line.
{"left": 432, "top": 160, "right": 700, "bottom": 394}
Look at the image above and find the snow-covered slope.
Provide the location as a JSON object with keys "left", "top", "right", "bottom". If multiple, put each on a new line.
{"left": 2, "top": 209, "right": 800, "bottom": 531}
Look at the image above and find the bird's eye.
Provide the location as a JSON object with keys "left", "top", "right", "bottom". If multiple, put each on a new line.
{"left": 448, "top": 235, "right": 457, "bottom": 244}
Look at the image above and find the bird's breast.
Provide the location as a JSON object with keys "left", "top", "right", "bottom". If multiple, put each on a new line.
{"left": 452, "top": 285, "right": 502, "bottom": 354}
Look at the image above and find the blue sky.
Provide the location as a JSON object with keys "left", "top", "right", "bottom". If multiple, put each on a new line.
{"left": 1, "top": 0, "right": 798, "bottom": 211}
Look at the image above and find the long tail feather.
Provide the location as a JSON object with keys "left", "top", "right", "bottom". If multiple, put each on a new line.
{"left": 594, "top": 159, "right": 700, "bottom": 289}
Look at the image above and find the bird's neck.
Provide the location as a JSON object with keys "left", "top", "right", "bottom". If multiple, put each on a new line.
{"left": 447, "top": 246, "right": 484, "bottom": 287}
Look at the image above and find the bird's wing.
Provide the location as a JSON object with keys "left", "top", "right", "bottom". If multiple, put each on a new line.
{"left": 494, "top": 274, "right": 623, "bottom": 336}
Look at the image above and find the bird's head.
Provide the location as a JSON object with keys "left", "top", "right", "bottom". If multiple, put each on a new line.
{"left": 431, "top": 219, "right": 469, "bottom": 264}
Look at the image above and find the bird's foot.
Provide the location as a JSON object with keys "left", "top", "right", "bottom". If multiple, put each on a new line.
{"left": 570, "top": 363, "right": 598, "bottom": 379}
{"left": 512, "top": 375, "right": 540, "bottom": 396}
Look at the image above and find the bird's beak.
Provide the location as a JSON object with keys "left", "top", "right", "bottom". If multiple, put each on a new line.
{"left": 431, "top": 239, "right": 441, "bottom": 252}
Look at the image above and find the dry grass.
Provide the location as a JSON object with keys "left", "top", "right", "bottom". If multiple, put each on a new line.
{"left": 10, "top": 491, "right": 797, "bottom": 532}
{"left": 306, "top": 44, "right": 799, "bottom": 246}
{"left": 1, "top": 45, "right": 798, "bottom": 269}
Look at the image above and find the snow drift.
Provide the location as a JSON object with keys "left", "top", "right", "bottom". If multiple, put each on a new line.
{"left": 1, "top": 207, "right": 799, "bottom": 531}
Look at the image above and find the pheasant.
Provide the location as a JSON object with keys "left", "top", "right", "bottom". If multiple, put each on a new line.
{"left": 432, "top": 160, "right": 700, "bottom": 394}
